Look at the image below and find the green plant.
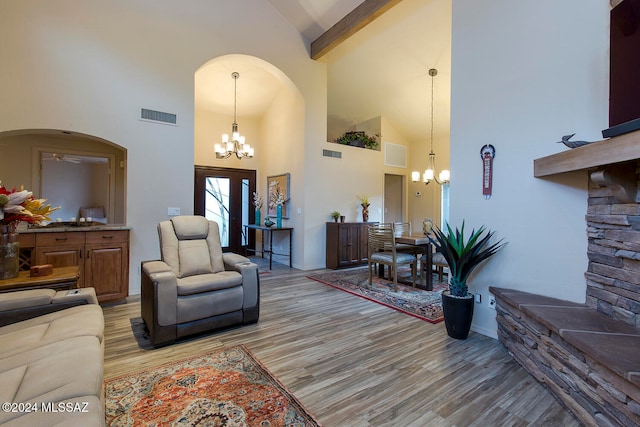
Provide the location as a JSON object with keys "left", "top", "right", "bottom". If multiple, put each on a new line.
{"left": 330, "top": 211, "right": 340, "bottom": 220}
{"left": 429, "top": 221, "right": 506, "bottom": 297}
{"left": 334, "top": 131, "right": 379, "bottom": 149}
{"left": 356, "top": 194, "right": 369, "bottom": 206}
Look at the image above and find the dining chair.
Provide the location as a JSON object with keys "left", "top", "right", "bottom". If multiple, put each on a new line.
{"left": 395, "top": 221, "right": 433, "bottom": 286}
{"left": 367, "top": 223, "right": 417, "bottom": 291}
{"left": 393, "top": 222, "right": 415, "bottom": 252}
{"left": 432, "top": 250, "right": 448, "bottom": 283}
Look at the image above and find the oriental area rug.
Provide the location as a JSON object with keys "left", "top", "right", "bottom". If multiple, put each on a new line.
{"left": 104, "top": 345, "right": 321, "bottom": 427}
{"left": 308, "top": 267, "right": 447, "bottom": 324}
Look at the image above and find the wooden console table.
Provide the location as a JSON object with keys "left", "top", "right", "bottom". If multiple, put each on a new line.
{"left": 243, "top": 225, "right": 293, "bottom": 270}
{"left": 0, "top": 266, "right": 80, "bottom": 293}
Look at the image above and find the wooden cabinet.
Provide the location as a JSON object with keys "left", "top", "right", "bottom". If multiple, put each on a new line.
{"left": 19, "top": 229, "right": 129, "bottom": 303}
{"left": 33, "top": 232, "right": 85, "bottom": 284}
{"left": 84, "top": 230, "right": 129, "bottom": 302}
{"left": 326, "top": 222, "right": 375, "bottom": 269}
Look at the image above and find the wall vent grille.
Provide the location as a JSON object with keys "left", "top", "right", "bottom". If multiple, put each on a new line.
{"left": 323, "top": 149, "right": 342, "bottom": 159}
{"left": 140, "top": 108, "right": 177, "bottom": 125}
{"left": 384, "top": 142, "right": 407, "bottom": 168}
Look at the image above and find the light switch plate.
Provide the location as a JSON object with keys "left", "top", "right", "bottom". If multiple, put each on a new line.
{"left": 167, "top": 207, "right": 181, "bottom": 216}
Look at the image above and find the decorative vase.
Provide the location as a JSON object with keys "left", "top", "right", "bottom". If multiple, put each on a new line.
{"left": 264, "top": 217, "right": 274, "bottom": 227}
{"left": 276, "top": 205, "right": 282, "bottom": 228}
{"left": 255, "top": 209, "right": 261, "bottom": 226}
{"left": 0, "top": 224, "right": 19, "bottom": 279}
{"left": 362, "top": 204, "right": 369, "bottom": 222}
{"left": 441, "top": 291, "right": 475, "bottom": 339}
{"left": 422, "top": 218, "right": 433, "bottom": 236}
{"left": 340, "top": 215, "right": 345, "bottom": 223}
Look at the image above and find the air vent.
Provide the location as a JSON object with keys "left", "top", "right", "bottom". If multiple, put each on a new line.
{"left": 384, "top": 142, "right": 407, "bottom": 168}
{"left": 140, "top": 108, "right": 177, "bottom": 125}
{"left": 323, "top": 149, "right": 342, "bottom": 159}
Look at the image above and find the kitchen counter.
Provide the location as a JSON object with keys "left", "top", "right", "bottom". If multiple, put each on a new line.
{"left": 17, "top": 224, "right": 131, "bottom": 302}
{"left": 20, "top": 223, "right": 131, "bottom": 233}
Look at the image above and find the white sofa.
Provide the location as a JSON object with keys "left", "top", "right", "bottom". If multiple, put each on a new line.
{"left": 0, "top": 288, "right": 105, "bottom": 426}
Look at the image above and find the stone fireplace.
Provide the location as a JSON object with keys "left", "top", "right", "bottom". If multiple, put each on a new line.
{"left": 490, "top": 129, "right": 640, "bottom": 427}
{"left": 536, "top": 129, "right": 640, "bottom": 326}
{"left": 586, "top": 162, "right": 640, "bottom": 327}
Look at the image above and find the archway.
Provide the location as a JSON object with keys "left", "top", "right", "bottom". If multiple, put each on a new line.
{"left": 0, "top": 129, "right": 127, "bottom": 224}
{"left": 194, "top": 54, "right": 305, "bottom": 266}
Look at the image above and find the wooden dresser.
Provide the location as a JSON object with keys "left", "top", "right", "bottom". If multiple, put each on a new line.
{"left": 18, "top": 226, "right": 130, "bottom": 303}
{"left": 326, "top": 222, "right": 376, "bottom": 269}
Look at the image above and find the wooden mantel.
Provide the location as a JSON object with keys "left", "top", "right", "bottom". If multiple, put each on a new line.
{"left": 534, "top": 129, "right": 640, "bottom": 177}
{"left": 534, "top": 129, "right": 640, "bottom": 202}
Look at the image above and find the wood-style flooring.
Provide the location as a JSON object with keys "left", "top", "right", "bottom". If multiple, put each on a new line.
{"left": 102, "top": 257, "right": 579, "bottom": 427}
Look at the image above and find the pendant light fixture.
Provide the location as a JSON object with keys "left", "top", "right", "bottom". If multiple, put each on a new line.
{"left": 215, "top": 72, "right": 254, "bottom": 159}
{"left": 411, "top": 68, "right": 450, "bottom": 185}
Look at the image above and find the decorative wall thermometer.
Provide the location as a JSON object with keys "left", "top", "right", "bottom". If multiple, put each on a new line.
{"left": 480, "top": 144, "right": 495, "bottom": 199}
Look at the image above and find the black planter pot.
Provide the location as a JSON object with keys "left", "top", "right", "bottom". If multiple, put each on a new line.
{"left": 441, "top": 292, "right": 474, "bottom": 339}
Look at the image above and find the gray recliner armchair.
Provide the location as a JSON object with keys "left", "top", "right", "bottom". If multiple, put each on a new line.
{"left": 141, "top": 215, "right": 259, "bottom": 347}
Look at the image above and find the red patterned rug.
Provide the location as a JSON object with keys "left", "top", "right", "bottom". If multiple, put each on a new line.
{"left": 104, "top": 345, "right": 321, "bottom": 426}
{"left": 308, "top": 267, "right": 447, "bottom": 324}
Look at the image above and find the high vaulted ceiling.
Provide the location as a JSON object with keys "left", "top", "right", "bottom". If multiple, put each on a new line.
{"left": 197, "top": 0, "right": 451, "bottom": 144}
{"left": 267, "top": 0, "right": 365, "bottom": 43}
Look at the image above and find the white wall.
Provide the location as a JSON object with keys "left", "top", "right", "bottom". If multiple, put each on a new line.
{"left": 256, "top": 77, "right": 306, "bottom": 267}
{"left": 450, "top": 0, "right": 609, "bottom": 337}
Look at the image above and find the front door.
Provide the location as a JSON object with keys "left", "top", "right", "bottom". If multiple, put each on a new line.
{"left": 194, "top": 166, "right": 256, "bottom": 253}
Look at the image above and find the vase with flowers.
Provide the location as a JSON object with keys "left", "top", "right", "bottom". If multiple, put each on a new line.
{"left": 0, "top": 182, "right": 58, "bottom": 279}
{"left": 252, "top": 191, "right": 263, "bottom": 226}
{"left": 269, "top": 180, "right": 287, "bottom": 228}
{"left": 357, "top": 194, "right": 370, "bottom": 222}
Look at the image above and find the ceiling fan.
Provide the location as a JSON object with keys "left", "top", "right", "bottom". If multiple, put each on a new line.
{"left": 43, "top": 153, "right": 82, "bottom": 164}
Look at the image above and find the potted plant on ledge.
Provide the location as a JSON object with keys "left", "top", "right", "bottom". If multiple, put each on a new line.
{"left": 430, "top": 221, "right": 506, "bottom": 339}
{"left": 334, "top": 131, "right": 379, "bottom": 150}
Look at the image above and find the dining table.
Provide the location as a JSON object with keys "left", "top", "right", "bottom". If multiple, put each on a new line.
{"left": 395, "top": 234, "right": 434, "bottom": 291}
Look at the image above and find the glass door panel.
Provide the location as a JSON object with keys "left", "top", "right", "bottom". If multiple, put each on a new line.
{"left": 195, "top": 167, "right": 256, "bottom": 253}
{"left": 241, "top": 178, "right": 249, "bottom": 246}
{"left": 204, "top": 177, "right": 230, "bottom": 247}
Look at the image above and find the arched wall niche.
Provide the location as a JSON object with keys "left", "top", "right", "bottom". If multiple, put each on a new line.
{"left": 0, "top": 128, "right": 127, "bottom": 224}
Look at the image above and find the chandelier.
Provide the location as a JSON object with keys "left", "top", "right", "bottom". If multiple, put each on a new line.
{"left": 411, "top": 68, "right": 450, "bottom": 185}
{"left": 215, "top": 72, "right": 254, "bottom": 159}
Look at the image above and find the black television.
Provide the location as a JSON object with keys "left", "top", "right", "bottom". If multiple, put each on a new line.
{"left": 603, "top": 0, "right": 640, "bottom": 138}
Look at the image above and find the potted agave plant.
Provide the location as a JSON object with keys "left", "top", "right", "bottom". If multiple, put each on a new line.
{"left": 430, "top": 221, "right": 506, "bottom": 339}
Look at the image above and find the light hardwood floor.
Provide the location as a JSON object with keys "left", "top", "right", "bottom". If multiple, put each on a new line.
{"left": 102, "top": 258, "right": 579, "bottom": 427}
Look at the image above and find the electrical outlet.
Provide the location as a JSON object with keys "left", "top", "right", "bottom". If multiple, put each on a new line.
{"left": 488, "top": 296, "right": 496, "bottom": 310}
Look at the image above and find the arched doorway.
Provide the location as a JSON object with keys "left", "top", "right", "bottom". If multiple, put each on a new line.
{"left": 0, "top": 129, "right": 127, "bottom": 224}
{"left": 193, "top": 55, "right": 305, "bottom": 258}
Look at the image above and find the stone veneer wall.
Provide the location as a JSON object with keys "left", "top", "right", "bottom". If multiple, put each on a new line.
{"left": 585, "top": 160, "right": 640, "bottom": 328}
{"left": 491, "top": 287, "right": 640, "bottom": 427}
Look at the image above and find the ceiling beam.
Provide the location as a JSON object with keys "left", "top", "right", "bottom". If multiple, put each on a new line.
{"left": 310, "top": 0, "right": 403, "bottom": 60}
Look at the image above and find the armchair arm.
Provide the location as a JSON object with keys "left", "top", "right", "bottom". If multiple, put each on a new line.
{"left": 222, "top": 253, "right": 251, "bottom": 270}
{"left": 141, "top": 260, "right": 178, "bottom": 327}
{"left": 0, "top": 288, "right": 98, "bottom": 327}
{"left": 222, "top": 253, "right": 259, "bottom": 309}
